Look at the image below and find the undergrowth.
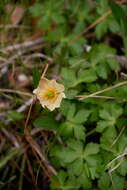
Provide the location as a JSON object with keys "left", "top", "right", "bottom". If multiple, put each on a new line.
{"left": 0, "top": 0, "right": 127, "bottom": 190}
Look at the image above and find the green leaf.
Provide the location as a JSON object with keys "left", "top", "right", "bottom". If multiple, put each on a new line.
{"left": 85, "top": 155, "right": 101, "bottom": 168}
{"left": 60, "top": 122, "right": 85, "bottom": 140}
{"left": 59, "top": 122, "right": 74, "bottom": 138}
{"left": 65, "top": 89, "right": 78, "bottom": 99}
{"left": 118, "top": 159, "right": 127, "bottom": 176}
{"left": 107, "top": 58, "right": 120, "bottom": 71}
{"left": 100, "top": 127, "right": 117, "bottom": 147}
{"left": 89, "top": 166, "right": 97, "bottom": 179}
{"left": 69, "top": 57, "right": 87, "bottom": 68}
{"left": 95, "top": 20, "right": 108, "bottom": 40}
{"left": 109, "top": 1, "right": 127, "bottom": 56}
{"left": 108, "top": 18, "right": 120, "bottom": 33}
{"left": 78, "top": 69, "right": 97, "bottom": 83}
{"left": 96, "top": 120, "right": 111, "bottom": 132}
{"left": 7, "top": 112, "right": 23, "bottom": 121}
{"left": 98, "top": 172, "right": 111, "bottom": 190}
{"left": 96, "top": 103, "right": 123, "bottom": 132}
{"left": 60, "top": 100, "right": 71, "bottom": 117}
{"left": 109, "top": 2, "right": 125, "bottom": 24}
{"left": 67, "top": 139, "right": 83, "bottom": 153}
{"left": 72, "top": 109, "right": 91, "bottom": 124}
{"left": 0, "top": 149, "right": 20, "bottom": 169}
{"left": 70, "top": 158, "right": 83, "bottom": 176}
{"left": 52, "top": 13, "right": 65, "bottom": 24}
{"left": 69, "top": 42, "right": 84, "bottom": 56}
{"left": 79, "top": 172, "right": 92, "bottom": 190}
{"left": 74, "top": 124, "right": 85, "bottom": 140}
{"left": 95, "top": 64, "right": 108, "bottom": 79}
{"left": 66, "top": 176, "right": 81, "bottom": 189}
{"left": 99, "top": 109, "right": 114, "bottom": 121}
{"left": 56, "top": 170, "right": 67, "bottom": 185}
{"left": 84, "top": 143, "right": 99, "bottom": 156}
{"left": 51, "top": 170, "right": 67, "bottom": 190}
{"left": 32, "top": 68, "right": 41, "bottom": 88}
{"left": 61, "top": 68, "right": 77, "bottom": 87}
{"left": 60, "top": 149, "right": 78, "bottom": 163}
{"left": 33, "top": 115, "right": 58, "bottom": 130}
{"left": 29, "top": 3, "right": 43, "bottom": 17}
{"left": 67, "top": 103, "right": 76, "bottom": 120}
{"left": 38, "top": 16, "right": 51, "bottom": 29}
{"left": 112, "top": 174, "right": 125, "bottom": 190}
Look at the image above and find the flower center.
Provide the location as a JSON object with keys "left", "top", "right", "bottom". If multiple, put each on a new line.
{"left": 43, "top": 88, "right": 58, "bottom": 101}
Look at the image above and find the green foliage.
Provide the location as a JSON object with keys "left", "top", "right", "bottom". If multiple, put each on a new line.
{"left": 30, "top": 0, "right": 127, "bottom": 188}
{"left": 50, "top": 139, "right": 100, "bottom": 183}
{"left": 7, "top": 112, "right": 24, "bottom": 121}
{"left": 109, "top": 1, "right": 127, "bottom": 56}
{"left": 33, "top": 113, "right": 58, "bottom": 131}
{"left": 32, "top": 68, "right": 41, "bottom": 88}
{"left": 0, "top": 0, "right": 126, "bottom": 189}
{"left": 0, "top": 149, "right": 20, "bottom": 169}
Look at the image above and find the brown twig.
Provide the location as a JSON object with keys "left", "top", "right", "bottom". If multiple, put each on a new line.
{"left": 0, "top": 24, "right": 29, "bottom": 29}
{"left": 77, "top": 80, "right": 127, "bottom": 100}
{"left": 24, "top": 152, "right": 37, "bottom": 185}
{"left": 79, "top": 95, "right": 127, "bottom": 101}
{"left": 41, "top": 63, "right": 49, "bottom": 78}
{"left": 1, "top": 38, "right": 44, "bottom": 54}
{"left": 70, "top": 10, "right": 112, "bottom": 42}
{"left": 0, "top": 88, "right": 32, "bottom": 97}
{"left": 24, "top": 96, "right": 36, "bottom": 129}
{"left": 24, "top": 129, "right": 57, "bottom": 176}
{"left": 0, "top": 49, "right": 28, "bottom": 68}
{"left": 1, "top": 128, "right": 20, "bottom": 148}
{"left": 23, "top": 53, "right": 53, "bottom": 64}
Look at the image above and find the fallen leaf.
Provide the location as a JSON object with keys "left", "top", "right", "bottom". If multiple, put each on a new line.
{"left": 11, "top": 6, "right": 25, "bottom": 25}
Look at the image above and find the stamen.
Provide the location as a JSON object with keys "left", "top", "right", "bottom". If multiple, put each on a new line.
{"left": 43, "top": 88, "right": 57, "bottom": 101}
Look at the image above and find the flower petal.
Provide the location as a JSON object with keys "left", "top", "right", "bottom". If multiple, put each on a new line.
{"left": 33, "top": 77, "right": 66, "bottom": 111}
{"left": 38, "top": 77, "right": 51, "bottom": 89}
{"left": 50, "top": 80, "right": 65, "bottom": 92}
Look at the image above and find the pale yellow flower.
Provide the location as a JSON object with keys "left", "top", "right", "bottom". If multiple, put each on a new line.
{"left": 33, "top": 77, "right": 66, "bottom": 111}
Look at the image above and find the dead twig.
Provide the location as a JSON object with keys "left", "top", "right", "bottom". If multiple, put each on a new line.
{"left": 71, "top": 10, "right": 112, "bottom": 42}
{"left": 24, "top": 96, "right": 36, "bottom": 130}
{"left": 0, "top": 88, "right": 32, "bottom": 97}
{"left": 41, "top": 63, "right": 49, "bottom": 78}
{"left": 0, "top": 49, "right": 27, "bottom": 68}
{"left": 121, "top": 72, "right": 127, "bottom": 78}
{"left": 77, "top": 80, "right": 127, "bottom": 100}
{"left": 107, "top": 147, "right": 127, "bottom": 174}
{"left": 17, "top": 97, "right": 34, "bottom": 113}
{"left": 0, "top": 136, "right": 6, "bottom": 153}
{"left": 78, "top": 95, "right": 127, "bottom": 101}
{"left": 1, "top": 38, "right": 44, "bottom": 54}
{"left": 1, "top": 128, "right": 20, "bottom": 148}
{"left": 106, "top": 54, "right": 127, "bottom": 68}
{"left": 110, "top": 126, "right": 125, "bottom": 148}
{"left": 23, "top": 53, "right": 53, "bottom": 64}
{"left": 0, "top": 24, "right": 29, "bottom": 29}
{"left": 24, "top": 129, "right": 57, "bottom": 176}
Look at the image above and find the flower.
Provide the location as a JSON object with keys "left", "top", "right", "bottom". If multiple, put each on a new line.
{"left": 33, "top": 77, "right": 66, "bottom": 111}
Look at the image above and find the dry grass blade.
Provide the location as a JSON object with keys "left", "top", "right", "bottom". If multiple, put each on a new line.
{"left": 24, "top": 129, "right": 57, "bottom": 176}
{"left": 23, "top": 53, "right": 53, "bottom": 64}
{"left": 1, "top": 128, "right": 20, "bottom": 148}
{"left": 0, "top": 148, "right": 20, "bottom": 169}
{"left": 77, "top": 80, "right": 127, "bottom": 100}
{"left": 1, "top": 38, "right": 44, "bottom": 54}
{"left": 71, "top": 10, "right": 112, "bottom": 42}
{"left": 24, "top": 153, "right": 36, "bottom": 185}
{"left": 0, "top": 88, "right": 32, "bottom": 97}
{"left": 107, "top": 152, "right": 127, "bottom": 168}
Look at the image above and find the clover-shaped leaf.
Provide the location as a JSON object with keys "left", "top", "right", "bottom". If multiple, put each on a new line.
{"left": 96, "top": 103, "right": 123, "bottom": 132}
